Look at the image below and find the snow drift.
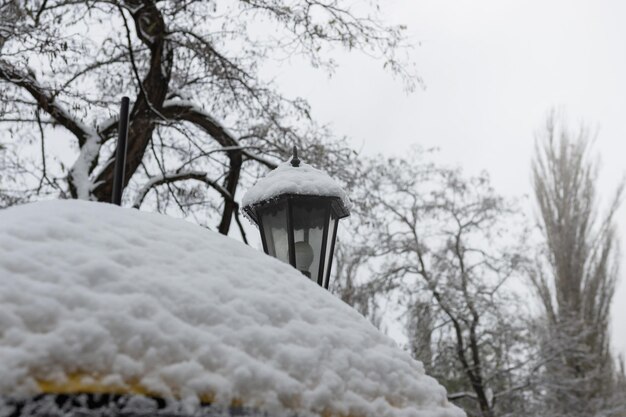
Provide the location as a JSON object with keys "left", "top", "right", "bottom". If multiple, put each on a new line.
{"left": 0, "top": 200, "right": 463, "bottom": 417}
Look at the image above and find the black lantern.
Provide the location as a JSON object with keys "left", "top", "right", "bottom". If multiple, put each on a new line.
{"left": 242, "top": 148, "right": 350, "bottom": 289}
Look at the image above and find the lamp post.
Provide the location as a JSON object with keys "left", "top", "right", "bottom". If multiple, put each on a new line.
{"left": 242, "top": 147, "right": 350, "bottom": 289}
{"left": 111, "top": 96, "right": 130, "bottom": 206}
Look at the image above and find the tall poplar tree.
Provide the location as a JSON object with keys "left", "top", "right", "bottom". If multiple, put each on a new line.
{"left": 531, "top": 112, "right": 623, "bottom": 416}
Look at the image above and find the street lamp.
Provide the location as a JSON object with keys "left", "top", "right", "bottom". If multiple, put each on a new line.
{"left": 242, "top": 147, "right": 350, "bottom": 289}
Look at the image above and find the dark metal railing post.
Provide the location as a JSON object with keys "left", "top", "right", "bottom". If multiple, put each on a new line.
{"left": 111, "top": 96, "right": 130, "bottom": 205}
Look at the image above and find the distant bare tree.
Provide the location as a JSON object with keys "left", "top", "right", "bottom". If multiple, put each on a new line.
{"left": 335, "top": 151, "right": 533, "bottom": 417}
{"left": 530, "top": 112, "right": 624, "bottom": 416}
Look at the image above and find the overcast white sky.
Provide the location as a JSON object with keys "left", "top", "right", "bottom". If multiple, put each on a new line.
{"left": 264, "top": 0, "right": 626, "bottom": 355}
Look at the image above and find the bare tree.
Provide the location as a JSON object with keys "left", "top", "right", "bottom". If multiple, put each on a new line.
{"left": 0, "top": 0, "right": 415, "bottom": 234}
{"left": 334, "top": 151, "right": 533, "bottom": 417}
{"left": 530, "top": 111, "right": 624, "bottom": 416}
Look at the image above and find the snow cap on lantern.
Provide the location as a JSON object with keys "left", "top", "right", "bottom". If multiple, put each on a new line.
{"left": 242, "top": 147, "right": 350, "bottom": 289}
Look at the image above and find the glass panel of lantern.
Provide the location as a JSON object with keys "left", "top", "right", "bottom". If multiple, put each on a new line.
{"left": 259, "top": 201, "right": 290, "bottom": 264}
{"left": 291, "top": 200, "right": 329, "bottom": 283}
{"left": 323, "top": 217, "right": 338, "bottom": 288}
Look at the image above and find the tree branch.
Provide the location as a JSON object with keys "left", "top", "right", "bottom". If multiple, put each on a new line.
{"left": 448, "top": 391, "right": 478, "bottom": 402}
{"left": 133, "top": 170, "right": 232, "bottom": 209}
{"left": 160, "top": 101, "right": 243, "bottom": 235}
{"left": 0, "top": 60, "right": 94, "bottom": 146}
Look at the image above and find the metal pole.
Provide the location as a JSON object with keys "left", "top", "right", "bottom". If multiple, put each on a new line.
{"left": 111, "top": 96, "right": 130, "bottom": 205}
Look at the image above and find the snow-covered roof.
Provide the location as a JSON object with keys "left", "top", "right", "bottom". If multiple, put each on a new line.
{"left": 0, "top": 200, "right": 463, "bottom": 417}
{"left": 242, "top": 160, "right": 351, "bottom": 211}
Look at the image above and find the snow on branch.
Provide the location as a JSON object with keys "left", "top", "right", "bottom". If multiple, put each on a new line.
{"left": 69, "top": 134, "right": 102, "bottom": 200}
{"left": 448, "top": 391, "right": 479, "bottom": 401}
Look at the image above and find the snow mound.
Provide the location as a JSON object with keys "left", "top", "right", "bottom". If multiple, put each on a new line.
{"left": 242, "top": 161, "right": 351, "bottom": 210}
{"left": 0, "top": 200, "right": 463, "bottom": 417}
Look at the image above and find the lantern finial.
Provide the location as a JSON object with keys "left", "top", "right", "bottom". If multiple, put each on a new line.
{"left": 291, "top": 146, "right": 301, "bottom": 167}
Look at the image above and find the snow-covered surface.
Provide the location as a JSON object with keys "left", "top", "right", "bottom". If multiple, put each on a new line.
{"left": 242, "top": 161, "right": 351, "bottom": 210}
{"left": 0, "top": 200, "right": 463, "bottom": 417}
